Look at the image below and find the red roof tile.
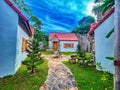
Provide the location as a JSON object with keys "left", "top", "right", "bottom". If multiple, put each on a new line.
{"left": 49, "top": 33, "right": 78, "bottom": 41}
{"left": 88, "top": 7, "right": 115, "bottom": 35}
{"left": 5, "top": 0, "right": 33, "bottom": 36}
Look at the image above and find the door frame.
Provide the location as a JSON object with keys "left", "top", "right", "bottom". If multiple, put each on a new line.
{"left": 53, "top": 41, "right": 58, "bottom": 51}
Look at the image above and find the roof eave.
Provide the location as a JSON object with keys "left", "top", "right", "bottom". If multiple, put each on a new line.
{"left": 88, "top": 7, "right": 115, "bottom": 35}
{"left": 5, "top": 0, "right": 33, "bottom": 36}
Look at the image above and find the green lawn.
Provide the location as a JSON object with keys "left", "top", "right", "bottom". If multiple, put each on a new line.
{"left": 0, "top": 60, "right": 48, "bottom": 90}
{"left": 41, "top": 50, "right": 54, "bottom": 55}
{"left": 63, "top": 61, "right": 113, "bottom": 90}
{"left": 61, "top": 52, "right": 76, "bottom": 55}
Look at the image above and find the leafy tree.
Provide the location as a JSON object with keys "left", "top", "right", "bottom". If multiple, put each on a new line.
{"left": 94, "top": 0, "right": 103, "bottom": 3}
{"left": 77, "top": 44, "right": 85, "bottom": 65}
{"left": 12, "top": 0, "right": 42, "bottom": 30}
{"left": 12, "top": 0, "right": 49, "bottom": 49}
{"left": 92, "top": 0, "right": 103, "bottom": 15}
{"left": 99, "top": 0, "right": 114, "bottom": 15}
{"left": 34, "top": 30, "right": 48, "bottom": 48}
{"left": 22, "top": 39, "right": 43, "bottom": 74}
{"left": 78, "top": 16, "right": 95, "bottom": 25}
{"left": 77, "top": 44, "right": 93, "bottom": 67}
{"left": 92, "top": 0, "right": 114, "bottom": 15}
{"left": 72, "top": 16, "right": 95, "bottom": 34}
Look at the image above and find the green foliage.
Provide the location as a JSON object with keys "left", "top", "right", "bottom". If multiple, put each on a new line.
{"left": 0, "top": 60, "right": 48, "bottom": 90}
{"left": 63, "top": 61, "right": 113, "bottom": 90}
{"left": 96, "top": 62, "right": 113, "bottom": 89}
{"left": 12, "top": 0, "right": 32, "bottom": 16}
{"left": 34, "top": 30, "right": 48, "bottom": 48}
{"left": 92, "top": 5, "right": 102, "bottom": 15}
{"left": 106, "top": 57, "right": 114, "bottom": 60}
{"left": 61, "top": 52, "right": 76, "bottom": 55}
{"left": 85, "top": 53, "right": 92, "bottom": 60}
{"left": 92, "top": 0, "right": 114, "bottom": 15}
{"left": 22, "top": 39, "right": 43, "bottom": 74}
{"left": 101, "top": 72, "right": 113, "bottom": 89}
{"left": 41, "top": 50, "right": 54, "bottom": 55}
{"left": 12, "top": 0, "right": 42, "bottom": 31}
{"left": 99, "top": 0, "right": 114, "bottom": 15}
{"left": 77, "top": 44, "right": 85, "bottom": 57}
{"left": 77, "top": 45, "right": 93, "bottom": 67}
{"left": 31, "top": 16, "right": 42, "bottom": 31}
{"left": 94, "top": 0, "right": 103, "bottom": 3}
{"left": 105, "top": 28, "right": 114, "bottom": 38}
{"left": 96, "top": 62, "right": 103, "bottom": 71}
{"left": 72, "top": 16, "right": 95, "bottom": 34}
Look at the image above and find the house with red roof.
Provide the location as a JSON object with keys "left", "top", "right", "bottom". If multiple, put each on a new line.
{"left": 0, "top": 0, "right": 34, "bottom": 77}
{"left": 49, "top": 33, "right": 78, "bottom": 52}
{"left": 88, "top": 8, "right": 114, "bottom": 73}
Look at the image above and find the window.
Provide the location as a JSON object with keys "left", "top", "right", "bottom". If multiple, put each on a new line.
{"left": 64, "top": 43, "right": 74, "bottom": 48}
{"left": 22, "top": 37, "right": 28, "bottom": 52}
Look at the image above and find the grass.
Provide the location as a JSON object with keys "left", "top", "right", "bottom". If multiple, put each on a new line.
{"left": 41, "top": 50, "right": 54, "bottom": 55}
{"left": 41, "top": 50, "right": 76, "bottom": 55}
{"left": 0, "top": 60, "right": 48, "bottom": 90}
{"left": 63, "top": 61, "right": 113, "bottom": 90}
{"left": 61, "top": 52, "right": 76, "bottom": 55}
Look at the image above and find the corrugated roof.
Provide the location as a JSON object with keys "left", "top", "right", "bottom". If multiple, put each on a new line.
{"left": 49, "top": 33, "right": 78, "bottom": 41}
{"left": 5, "top": 0, "right": 34, "bottom": 36}
{"left": 88, "top": 7, "right": 115, "bottom": 35}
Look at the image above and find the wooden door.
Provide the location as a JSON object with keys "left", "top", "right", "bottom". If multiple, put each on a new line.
{"left": 53, "top": 42, "right": 58, "bottom": 51}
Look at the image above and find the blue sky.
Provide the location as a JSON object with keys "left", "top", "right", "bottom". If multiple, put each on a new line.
{"left": 26, "top": 0, "right": 94, "bottom": 34}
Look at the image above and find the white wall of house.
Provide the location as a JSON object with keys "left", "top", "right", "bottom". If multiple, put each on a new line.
{"left": 49, "top": 41, "right": 52, "bottom": 49}
{"left": 59, "top": 41, "right": 78, "bottom": 52}
{"left": 0, "top": 0, "right": 18, "bottom": 77}
{"left": 95, "top": 13, "right": 114, "bottom": 73}
{"left": 15, "top": 19, "right": 29, "bottom": 72}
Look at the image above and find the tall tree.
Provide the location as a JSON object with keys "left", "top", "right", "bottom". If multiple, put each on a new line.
{"left": 92, "top": 0, "right": 114, "bottom": 15}
{"left": 22, "top": 39, "right": 43, "bottom": 74}
{"left": 94, "top": 0, "right": 103, "bottom": 3}
{"left": 100, "top": 0, "right": 114, "bottom": 15}
{"left": 92, "top": 0, "right": 103, "bottom": 15}
{"left": 12, "top": 0, "right": 42, "bottom": 31}
{"left": 114, "top": 0, "right": 120, "bottom": 89}
{"left": 72, "top": 16, "right": 95, "bottom": 34}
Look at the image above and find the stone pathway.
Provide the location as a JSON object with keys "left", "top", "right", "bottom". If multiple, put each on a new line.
{"left": 40, "top": 55, "right": 78, "bottom": 90}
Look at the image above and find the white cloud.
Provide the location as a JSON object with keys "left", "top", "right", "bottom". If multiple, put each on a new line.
{"left": 85, "top": 2, "right": 96, "bottom": 18}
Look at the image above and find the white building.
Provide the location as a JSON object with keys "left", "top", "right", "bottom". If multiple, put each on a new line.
{"left": 49, "top": 33, "right": 78, "bottom": 52}
{"left": 0, "top": 0, "right": 34, "bottom": 77}
{"left": 88, "top": 8, "right": 114, "bottom": 73}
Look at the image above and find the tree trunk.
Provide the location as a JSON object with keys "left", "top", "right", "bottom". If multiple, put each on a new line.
{"left": 30, "top": 59, "right": 34, "bottom": 74}
{"left": 114, "top": 0, "right": 120, "bottom": 90}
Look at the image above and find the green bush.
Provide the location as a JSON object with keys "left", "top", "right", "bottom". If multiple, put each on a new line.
{"left": 85, "top": 53, "right": 92, "bottom": 60}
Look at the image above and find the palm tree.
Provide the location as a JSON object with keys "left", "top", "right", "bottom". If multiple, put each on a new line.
{"left": 92, "top": 0, "right": 114, "bottom": 15}
{"left": 99, "top": 0, "right": 114, "bottom": 15}
{"left": 92, "top": 0, "right": 103, "bottom": 14}
{"left": 92, "top": 0, "right": 103, "bottom": 21}
{"left": 114, "top": 0, "right": 120, "bottom": 89}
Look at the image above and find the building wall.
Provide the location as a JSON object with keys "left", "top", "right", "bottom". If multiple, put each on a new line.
{"left": 49, "top": 41, "right": 52, "bottom": 49}
{"left": 77, "top": 34, "right": 90, "bottom": 51}
{"left": 15, "top": 19, "right": 29, "bottom": 72}
{"left": 0, "top": 0, "right": 18, "bottom": 77}
{"left": 49, "top": 37, "right": 59, "bottom": 51}
{"left": 95, "top": 13, "right": 114, "bottom": 73}
{"left": 59, "top": 41, "right": 78, "bottom": 52}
